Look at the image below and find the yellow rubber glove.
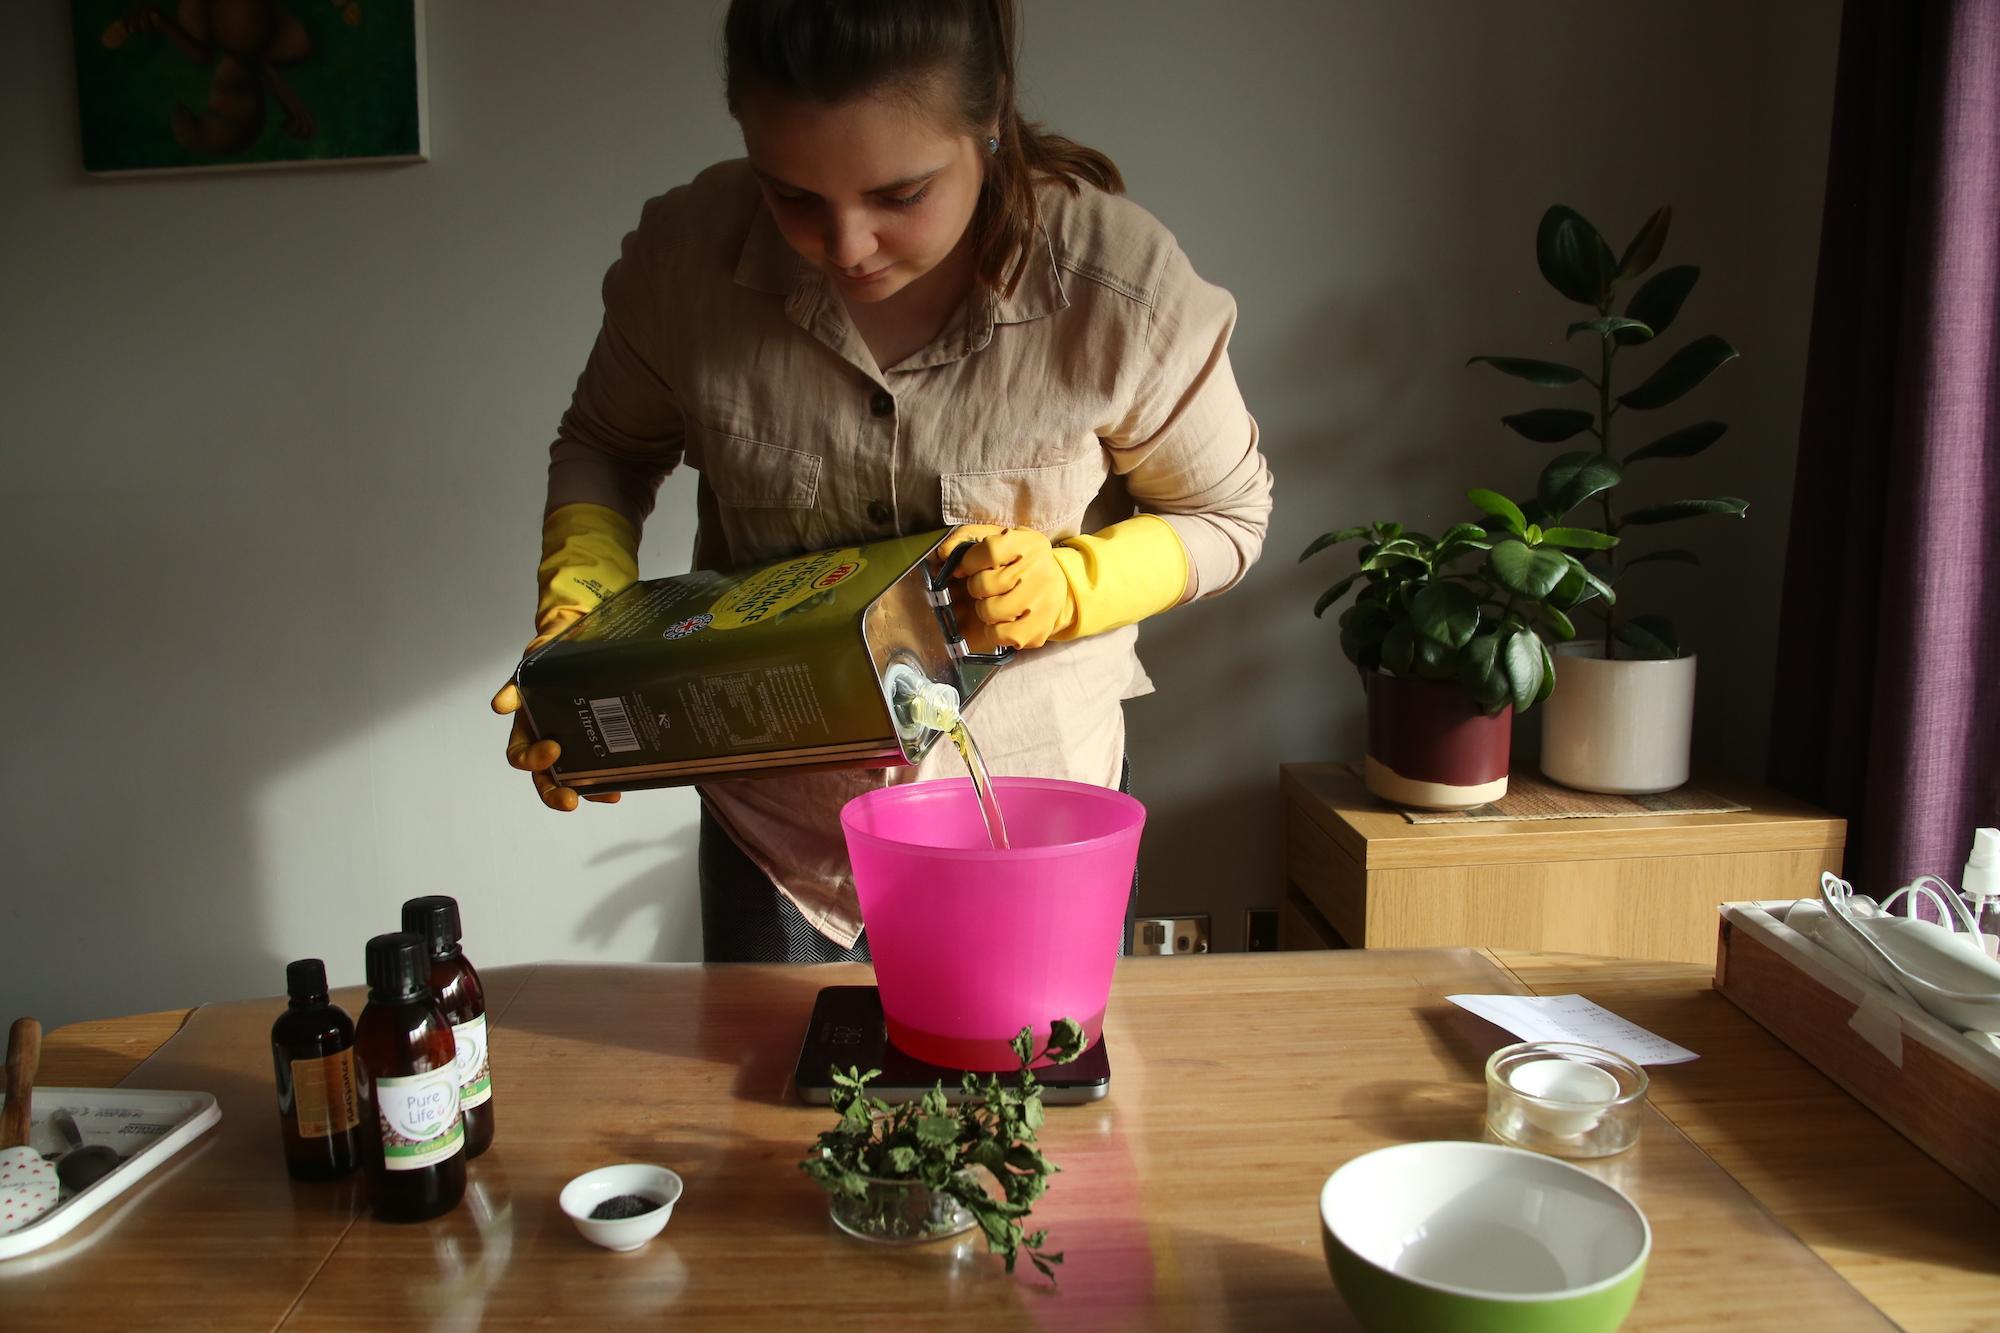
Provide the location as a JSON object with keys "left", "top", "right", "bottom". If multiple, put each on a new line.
{"left": 941, "top": 515, "right": 1189, "bottom": 652}
{"left": 490, "top": 503, "right": 640, "bottom": 811}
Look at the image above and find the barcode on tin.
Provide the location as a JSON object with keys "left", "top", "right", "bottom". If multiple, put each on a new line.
{"left": 589, "top": 697, "right": 640, "bottom": 753}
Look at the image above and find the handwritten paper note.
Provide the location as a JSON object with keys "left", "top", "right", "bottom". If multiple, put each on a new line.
{"left": 1446, "top": 994, "right": 1699, "bottom": 1065}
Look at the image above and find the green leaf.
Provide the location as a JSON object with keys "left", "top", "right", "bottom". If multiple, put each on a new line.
{"left": 1623, "top": 548, "right": 1701, "bottom": 568}
{"left": 1536, "top": 602, "right": 1576, "bottom": 640}
{"left": 1466, "top": 355, "right": 1587, "bottom": 387}
{"left": 1625, "top": 420, "right": 1728, "bottom": 463}
{"left": 1486, "top": 539, "right": 1570, "bottom": 599}
{"left": 1312, "top": 572, "right": 1362, "bottom": 617}
{"left": 1413, "top": 635, "right": 1458, "bottom": 679}
{"left": 1614, "top": 614, "right": 1681, "bottom": 659}
{"left": 1438, "top": 522, "right": 1491, "bottom": 546}
{"left": 1456, "top": 632, "right": 1510, "bottom": 714}
{"left": 1620, "top": 497, "right": 1749, "bottom": 525}
{"left": 1411, "top": 581, "right": 1481, "bottom": 649}
{"left": 1299, "top": 526, "right": 1372, "bottom": 562}
{"left": 1380, "top": 619, "right": 1417, "bottom": 676}
{"left": 1534, "top": 635, "right": 1557, "bottom": 705}
{"left": 1360, "top": 539, "right": 1426, "bottom": 571}
{"left": 886, "top": 1146, "right": 918, "bottom": 1174}
{"left": 1537, "top": 451, "right": 1624, "bottom": 519}
{"left": 1620, "top": 264, "right": 1700, "bottom": 345}
{"left": 1564, "top": 555, "right": 1617, "bottom": 606}
{"left": 1500, "top": 407, "right": 1597, "bottom": 443}
{"left": 1466, "top": 488, "right": 1527, "bottom": 536}
{"left": 1618, "top": 205, "right": 1672, "bottom": 281}
{"left": 1536, "top": 205, "right": 1617, "bottom": 305}
{"left": 1618, "top": 335, "right": 1740, "bottom": 411}
{"left": 1046, "top": 1018, "right": 1086, "bottom": 1064}
{"left": 1502, "top": 627, "right": 1544, "bottom": 713}
{"left": 915, "top": 1114, "right": 960, "bottom": 1149}
{"left": 1566, "top": 316, "right": 1654, "bottom": 342}
{"left": 1539, "top": 526, "right": 1618, "bottom": 550}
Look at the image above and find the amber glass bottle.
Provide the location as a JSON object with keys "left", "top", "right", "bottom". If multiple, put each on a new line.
{"left": 271, "top": 959, "right": 360, "bottom": 1180}
{"left": 354, "top": 932, "right": 465, "bottom": 1222}
{"left": 401, "top": 895, "right": 494, "bottom": 1159}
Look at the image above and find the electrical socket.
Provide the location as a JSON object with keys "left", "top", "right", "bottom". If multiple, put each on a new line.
{"left": 1133, "top": 914, "right": 1210, "bottom": 955}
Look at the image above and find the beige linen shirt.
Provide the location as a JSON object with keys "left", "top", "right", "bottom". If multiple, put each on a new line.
{"left": 547, "top": 159, "right": 1272, "bottom": 946}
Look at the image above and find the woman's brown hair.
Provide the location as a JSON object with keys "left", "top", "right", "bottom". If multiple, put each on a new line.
{"left": 723, "top": 0, "right": 1124, "bottom": 297}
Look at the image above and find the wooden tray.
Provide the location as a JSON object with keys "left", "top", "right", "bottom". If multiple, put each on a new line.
{"left": 1714, "top": 900, "right": 2000, "bottom": 1207}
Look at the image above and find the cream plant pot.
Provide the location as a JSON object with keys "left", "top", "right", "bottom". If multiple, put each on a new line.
{"left": 1540, "top": 641, "right": 1697, "bottom": 795}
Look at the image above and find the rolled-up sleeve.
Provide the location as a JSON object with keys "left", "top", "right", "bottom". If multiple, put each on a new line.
{"left": 1100, "top": 243, "right": 1273, "bottom": 602}
{"left": 545, "top": 203, "right": 686, "bottom": 533}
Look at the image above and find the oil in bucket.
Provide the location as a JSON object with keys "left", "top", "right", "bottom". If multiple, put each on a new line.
{"left": 512, "top": 530, "right": 1010, "bottom": 793}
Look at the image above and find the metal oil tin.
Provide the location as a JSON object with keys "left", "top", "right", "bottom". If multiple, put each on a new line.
{"left": 514, "top": 530, "right": 1007, "bottom": 793}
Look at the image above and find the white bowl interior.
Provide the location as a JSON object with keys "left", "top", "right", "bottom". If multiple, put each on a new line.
{"left": 559, "top": 1163, "right": 683, "bottom": 1249}
{"left": 1321, "top": 1142, "right": 1647, "bottom": 1298}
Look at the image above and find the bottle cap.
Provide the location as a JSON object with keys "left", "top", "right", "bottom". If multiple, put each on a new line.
{"left": 1965, "top": 827, "right": 2000, "bottom": 900}
{"left": 364, "top": 932, "right": 428, "bottom": 1000}
{"left": 401, "top": 896, "right": 463, "bottom": 957}
{"left": 285, "top": 958, "right": 329, "bottom": 1003}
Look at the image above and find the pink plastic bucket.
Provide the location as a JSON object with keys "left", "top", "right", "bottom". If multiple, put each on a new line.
{"left": 841, "top": 777, "right": 1145, "bottom": 1071}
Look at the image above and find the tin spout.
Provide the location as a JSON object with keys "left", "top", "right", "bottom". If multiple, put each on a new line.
{"left": 885, "top": 662, "right": 961, "bottom": 735}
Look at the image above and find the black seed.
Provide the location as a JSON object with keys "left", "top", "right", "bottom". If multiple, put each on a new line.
{"left": 590, "top": 1193, "right": 661, "bottom": 1220}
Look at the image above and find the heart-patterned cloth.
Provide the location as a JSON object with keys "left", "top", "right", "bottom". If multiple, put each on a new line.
{"left": 0, "top": 1144, "right": 58, "bottom": 1234}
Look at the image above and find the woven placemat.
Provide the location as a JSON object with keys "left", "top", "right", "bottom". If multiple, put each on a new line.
{"left": 1345, "top": 763, "right": 1749, "bottom": 823}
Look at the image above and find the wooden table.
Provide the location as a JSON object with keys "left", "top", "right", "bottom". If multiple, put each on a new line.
{"left": 1282, "top": 764, "right": 1847, "bottom": 965}
{"left": 3, "top": 951, "right": 1993, "bottom": 1330}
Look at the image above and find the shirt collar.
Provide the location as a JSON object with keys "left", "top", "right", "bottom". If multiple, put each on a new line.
{"left": 731, "top": 197, "right": 1070, "bottom": 372}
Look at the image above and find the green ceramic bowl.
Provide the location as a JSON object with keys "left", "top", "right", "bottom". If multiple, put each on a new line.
{"left": 1319, "top": 1141, "right": 1649, "bottom": 1333}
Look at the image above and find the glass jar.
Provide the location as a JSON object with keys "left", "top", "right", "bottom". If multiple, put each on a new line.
{"left": 828, "top": 1171, "right": 979, "bottom": 1244}
{"left": 1484, "top": 1040, "right": 1648, "bottom": 1159}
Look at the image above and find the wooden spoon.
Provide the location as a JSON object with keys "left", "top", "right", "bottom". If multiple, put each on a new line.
{"left": 1, "top": 1017, "right": 59, "bottom": 1235}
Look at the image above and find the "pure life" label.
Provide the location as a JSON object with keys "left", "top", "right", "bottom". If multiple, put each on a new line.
{"left": 375, "top": 1068, "right": 465, "bottom": 1170}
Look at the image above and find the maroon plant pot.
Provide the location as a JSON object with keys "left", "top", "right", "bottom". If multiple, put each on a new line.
{"left": 1362, "top": 673, "right": 1512, "bottom": 810}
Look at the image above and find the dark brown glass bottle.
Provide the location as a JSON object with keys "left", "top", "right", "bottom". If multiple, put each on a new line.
{"left": 354, "top": 932, "right": 465, "bottom": 1222}
{"left": 271, "top": 959, "right": 360, "bottom": 1180}
{"left": 401, "top": 896, "right": 494, "bottom": 1159}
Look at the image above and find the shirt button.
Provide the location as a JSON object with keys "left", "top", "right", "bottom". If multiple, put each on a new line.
{"left": 867, "top": 499, "right": 894, "bottom": 525}
{"left": 869, "top": 389, "right": 894, "bottom": 417}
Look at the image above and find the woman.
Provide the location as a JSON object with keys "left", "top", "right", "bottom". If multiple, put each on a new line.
{"left": 492, "top": 0, "right": 1272, "bottom": 963}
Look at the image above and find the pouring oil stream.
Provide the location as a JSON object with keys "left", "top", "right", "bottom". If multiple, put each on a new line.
{"left": 895, "top": 677, "right": 1011, "bottom": 851}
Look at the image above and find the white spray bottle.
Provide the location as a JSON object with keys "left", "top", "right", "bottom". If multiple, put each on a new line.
{"left": 1964, "top": 827, "right": 2000, "bottom": 960}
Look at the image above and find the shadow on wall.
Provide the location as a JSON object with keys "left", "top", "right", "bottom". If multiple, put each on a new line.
{"left": 572, "top": 827, "right": 703, "bottom": 963}
{"left": 0, "top": 478, "right": 707, "bottom": 1031}
{"left": 1123, "top": 282, "right": 1436, "bottom": 946}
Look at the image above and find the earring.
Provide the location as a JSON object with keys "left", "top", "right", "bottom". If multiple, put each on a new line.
{"left": 986, "top": 136, "right": 999, "bottom": 155}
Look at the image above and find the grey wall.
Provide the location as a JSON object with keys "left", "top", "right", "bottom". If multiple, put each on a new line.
{"left": 0, "top": 2, "right": 1839, "bottom": 1029}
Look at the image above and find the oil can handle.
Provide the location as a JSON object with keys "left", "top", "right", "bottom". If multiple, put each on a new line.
{"left": 927, "top": 540, "right": 1015, "bottom": 666}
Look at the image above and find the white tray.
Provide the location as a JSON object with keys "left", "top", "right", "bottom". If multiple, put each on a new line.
{"left": 0, "top": 1088, "right": 221, "bottom": 1260}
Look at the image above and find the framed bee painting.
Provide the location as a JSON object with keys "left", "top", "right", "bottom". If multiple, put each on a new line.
{"left": 71, "top": 0, "right": 428, "bottom": 175}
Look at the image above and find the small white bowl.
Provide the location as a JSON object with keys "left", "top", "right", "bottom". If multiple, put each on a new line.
{"left": 559, "top": 1163, "right": 684, "bottom": 1251}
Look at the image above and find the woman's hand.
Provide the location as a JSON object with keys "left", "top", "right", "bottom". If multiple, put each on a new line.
{"left": 940, "top": 525, "right": 1077, "bottom": 651}
{"left": 941, "top": 516, "right": 1191, "bottom": 651}
{"left": 490, "top": 610, "right": 622, "bottom": 813}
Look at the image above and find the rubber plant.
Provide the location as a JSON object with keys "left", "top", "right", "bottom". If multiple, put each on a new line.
{"left": 1300, "top": 493, "right": 1617, "bottom": 715}
{"left": 1468, "top": 204, "right": 1748, "bottom": 659}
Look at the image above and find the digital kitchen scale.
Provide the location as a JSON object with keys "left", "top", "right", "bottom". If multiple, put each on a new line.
{"left": 792, "top": 986, "right": 1111, "bottom": 1105}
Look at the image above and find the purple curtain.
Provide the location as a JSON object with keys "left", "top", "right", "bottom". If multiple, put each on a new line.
{"left": 1769, "top": 0, "right": 2000, "bottom": 892}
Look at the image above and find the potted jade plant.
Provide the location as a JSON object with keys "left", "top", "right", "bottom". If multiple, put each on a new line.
{"left": 800, "top": 1019, "right": 1084, "bottom": 1282}
{"left": 1300, "top": 494, "right": 1615, "bottom": 809}
{"left": 1469, "top": 204, "right": 1747, "bottom": 793}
